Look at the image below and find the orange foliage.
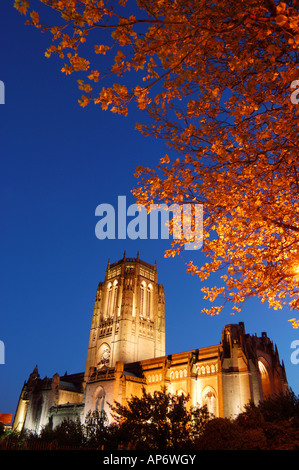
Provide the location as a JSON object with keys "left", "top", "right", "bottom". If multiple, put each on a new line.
{"left": 15, "top": 0, "right": 299, "bottom": 323}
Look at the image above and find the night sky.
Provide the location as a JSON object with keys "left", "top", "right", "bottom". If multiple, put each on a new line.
{"left": 1, "top": 2, "right": 298, "bottom": 419}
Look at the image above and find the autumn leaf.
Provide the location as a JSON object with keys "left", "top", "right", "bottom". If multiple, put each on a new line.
{"left": 14, "top": 0, "right": 30, "bottom": 15}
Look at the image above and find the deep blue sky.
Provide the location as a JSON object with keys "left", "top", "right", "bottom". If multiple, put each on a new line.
{"left": 1, "top": 1, "right": 298, "bottom": 419}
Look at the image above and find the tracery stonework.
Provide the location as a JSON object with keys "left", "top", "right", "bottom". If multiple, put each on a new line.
{"left": 13, "top": 254, "right": 288, "bottom": 434}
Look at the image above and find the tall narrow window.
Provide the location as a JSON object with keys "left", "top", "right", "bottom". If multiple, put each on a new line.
{"left": 112, "top": 280, "right": 118, "bottom": 317}
{"left": 106, "top": 283, "right": 112, "bottom": 317}
{"left": 146, "top": 285, "right": 152, "bottom": 319}
{"left": 203, "top": 390, "right": 216, "bottom": 416}
{"left": 258, "top": 359, "right": 272, "bottom": 398}
{"left": 140, "top": 282, "right": 145, "bottom": 317}
{"left": 93, "top": 387, "right": 105, "bottom": 416}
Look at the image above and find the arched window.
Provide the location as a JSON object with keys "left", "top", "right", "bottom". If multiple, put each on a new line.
{"left": 93, "top": 387, "right": 105, "bottom": 416}
{"left": 34, "top": 397, "right": 43, "bottom": 434}
{"left": 146, "top": 284, "right": 152, "bottom": 319}
{"left": 140, "top": 282, "right": 145, "bottom": 317}
{"left": 112, "top": 280, "right": 118, "bottom": 317}
{"left": 202, "top": 388, "right": 216, "bottom": 416}
{"left": 106, "top": 283, "right": 112, "bottom": 317}
{"left": 258, "top": 358, "right": 272, "bottom": 398}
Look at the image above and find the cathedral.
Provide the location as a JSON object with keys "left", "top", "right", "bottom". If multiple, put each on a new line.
{"left": 13, "top": 254, "right": 288, "bottom": 434}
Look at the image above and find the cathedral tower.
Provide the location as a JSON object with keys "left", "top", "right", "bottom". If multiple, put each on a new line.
{"left": 84, "top": 253, "right": 165, "bottom": 381}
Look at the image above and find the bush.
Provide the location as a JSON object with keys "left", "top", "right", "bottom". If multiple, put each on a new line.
{"left": 39, "top": 418, "right": 85, "bottom": 447}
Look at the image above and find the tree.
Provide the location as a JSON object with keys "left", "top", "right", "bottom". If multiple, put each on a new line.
{"left": 237, "top": 389, "right": 299, "bottom": 424}
{"left": 14, "top": 0, "right": 299, "bottom": 324}
{"left": 39, "top": 417, "right": 85, "bottom": 447}
{"left": 84, "top": 409, "right": 109, "bottom": 447}
{"left": 109, "top": 386, "right": 209, "bottom": 449}
{"left": 195, "top": 391, "right": 299, "bottom": 450}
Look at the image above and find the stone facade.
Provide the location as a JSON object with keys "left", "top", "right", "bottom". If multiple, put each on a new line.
{"left": 13, "top": 254, "right": 288, "bottom": 434}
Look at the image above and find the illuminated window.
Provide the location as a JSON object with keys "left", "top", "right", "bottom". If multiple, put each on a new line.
{"left": 146, "top": 285, "right": 152, "bottom": 319}
{"left": 140, "top": 282, "right": 145, "bottom": 317}
{"left": 93, "top": 387, "right": 105, "bottom": 415}
{"left": 106, "top": 283, "right": 112, "bottom": 317}
{"left": 203, "top": 388, "right": 216, "bottom": 416}
{"left": 106, "top": 280, "right": 118, "bottom": 318}
{"left": 258, "top": 359, "right": 272, "bottom": 398}
{"left": 112, "top": 280, "right": 118, "bottom": 316}
{"left": 140, "top": 281, "right": 152, "bottom": 319}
